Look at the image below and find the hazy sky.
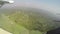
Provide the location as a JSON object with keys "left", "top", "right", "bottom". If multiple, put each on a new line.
{"left": 1, "top": 0, "right": 60, "bottom": 15}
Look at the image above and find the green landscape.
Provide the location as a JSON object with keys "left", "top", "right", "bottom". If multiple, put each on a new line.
{"left": 0, "top": 7, "right": 60, "bottom": 34}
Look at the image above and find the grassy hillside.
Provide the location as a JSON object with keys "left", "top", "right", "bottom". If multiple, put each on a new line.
{"left": 0, "top": 7, "right": 59, "bottom": 34}
{"left": 7, "top": 10, "right": 55, "bottom": 34}
{"left": 0, "top": 12, "right": 43, "bottom": 34}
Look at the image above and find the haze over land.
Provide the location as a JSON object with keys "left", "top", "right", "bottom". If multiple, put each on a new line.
{"left": 0, "top": 0, "right": 60, "bottom": 20}
{"left": 0, "top": 0, "right": 60, "bottom": 34}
